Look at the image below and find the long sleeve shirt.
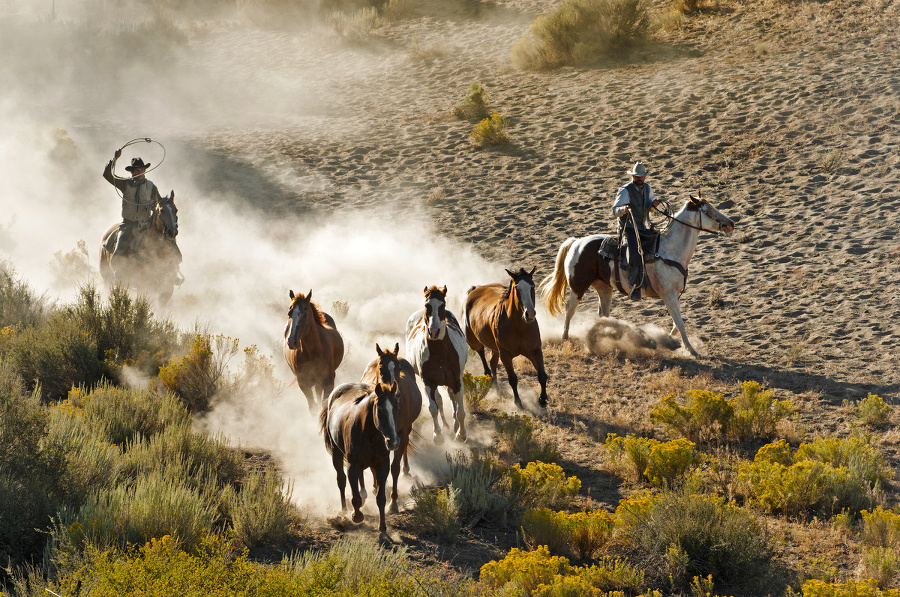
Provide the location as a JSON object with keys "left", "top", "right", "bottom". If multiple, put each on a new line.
{"left": 612, "top": 182, "right": 654, "bottom": 231}
{"left": 103, "top": 160, "right": 162, "bottom": 224}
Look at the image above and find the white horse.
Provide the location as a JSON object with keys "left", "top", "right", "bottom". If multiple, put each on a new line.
{"left": 540, "top": 194, "right": 734, "bottom": 356}
{"left": 405, "top": 285, "right": 468, "bottom": 444}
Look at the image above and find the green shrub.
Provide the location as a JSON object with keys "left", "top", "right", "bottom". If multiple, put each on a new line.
{"left": 410, "top": 484, "right": 461, "bottom": 542}
{"left": 501, "top": 461, "right": 581, "bottom": 511}
{"left": 522, "top": 508, "right": 614, "bottom": 559}
{"left": 0, "top": 312, "right": 102, "bottom": 401}
{"left": 801, "top": 578, "right": 900, "bottom": 597}
{"left": 794, "top": 436, "right": 890, "bottom": 488}
{"left": 158, "top": 334, "right": 239, "bottom": 413}
{"left": 481, "top": 546, "right": 573, "bottom": 593}
{"left": 496, "top": 413, "right": 561, "bottom": 465}
{"left": 0, "top": 262, "right": 45, "bottom": 329}
{"left": 845, "top": 394, "right": 892, "bottom": 428}
{"left": 605, "top": 434, "right": 700, "bottom": 488}
{"left": 446, "top": 450, "right": 511, "bottom": 525}
{"left": 225, "top": 469, "right": 297, "bottom": 548}
{"left": 471, "top": 112, "right": 510, "bottom": 148}
{"left": 453, "top": 81, "right": 490, "bottom": 121}
{"left": 68, "top": 383, "right": 189, "bottom": 447}
{"left": 463, "top": 369, "right": 492, "bottom": 411}
{"left": 860, "top": 507, "right": 900, "bottom": 549}
{"left": 73, "top": 471, "right": 218, "bottom": 551}
{"left": 50, "top": 240, "right": 94, "bottom": 289}
{"left": 858, "top": 547, "right": 900, "bottom": 589}
{"left": 328, "top": 6, "right": 387, "bottom": 42}
{"left": 511, "top": 0, "right": 650, "bottom": 70}
{"left": 615, "top": 488, "right": 772, "bottom": 591}
{"left": 651, "top": 381, "right": 792, "bottom": 444}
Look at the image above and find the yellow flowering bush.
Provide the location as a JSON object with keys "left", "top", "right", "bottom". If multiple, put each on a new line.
{"left": 502, "top": 461, "right": 581, "bottom": 510}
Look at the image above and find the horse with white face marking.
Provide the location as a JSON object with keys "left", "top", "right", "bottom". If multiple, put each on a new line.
{"left": 464, "top": 267, "right": 549, "bottom": 409}
{"left": 539, "top": 194, "right": 734, "bottom": 356}
{"left": 405, "top": 285, "right": 468, "bottom": 444}
{"left": 319, "top": 381, "right": 400, "bottom": 534}
{"left": 360, "top": 343, "right": 422, "bottom": 513}
{"left": 283, "top": 289, "right": 345, "bottom": 413}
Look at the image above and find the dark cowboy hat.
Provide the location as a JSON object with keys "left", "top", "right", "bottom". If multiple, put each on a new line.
{"left": 125, "top": 157, "right": 150, "bottom": 171}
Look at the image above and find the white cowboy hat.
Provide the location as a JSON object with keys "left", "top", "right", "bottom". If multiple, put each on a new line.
{"left": 627, "top": 162, "right": 647, "bottom": 176}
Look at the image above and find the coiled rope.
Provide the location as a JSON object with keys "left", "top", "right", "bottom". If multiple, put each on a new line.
{"left": 110, "top": 137, "right": 166, "bottom": 201}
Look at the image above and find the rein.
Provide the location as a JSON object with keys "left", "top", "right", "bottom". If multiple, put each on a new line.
{"left": 651, "top": 202, "right": 724, "bottom": 235}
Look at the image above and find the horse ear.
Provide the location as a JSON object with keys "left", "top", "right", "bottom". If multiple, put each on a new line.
{"left": 170, "top": 190, "right": 175, "bottom": 200}
{"left": 528, "top": 266, "right": 536, "bottom": 276}
{"left": 376, "top": 343, "right": 383, "bottom": 356}
{"left": 423, "top": 286, "right": 429, "bottom": 295}
{"left": 392, "top": 342, "right": 399, "bottom": 354}
{"left": 505, "top": 268, "right": 515, "bottom": 279}
{"left": 307, "top": 289, "right": 313, "bottom": 300}
{"left": 441, "top": 285, "right": 447, "bottom": 296}
{"left": 289, "top": 289, "right": 295, "bottom": 299}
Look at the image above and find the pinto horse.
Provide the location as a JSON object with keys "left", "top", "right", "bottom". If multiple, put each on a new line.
{"left": 405, "top": 285, "right": 468, "bottom": 444}
{"left": 464, "top": 267, "right": 549, "bottom": 409}
{"left": 320, "top": 381, "right": 400, "bottom": 534}
{"left": 360, "top": 343, "right": 422, "bottom": 514}
{"left": 539, "top": 194, "right": 734, "bottom": 356}
{"left": 283, "top": 290, "right": 345, "bottom": 413}
{"left": 99, "top": 192, "right": 180, "bottom": 305}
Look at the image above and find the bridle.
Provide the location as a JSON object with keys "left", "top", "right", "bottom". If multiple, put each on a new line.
{"left": 652, "top": 198, "right": 730, "bottom": 235}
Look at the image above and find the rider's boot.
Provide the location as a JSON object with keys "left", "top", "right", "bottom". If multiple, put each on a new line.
{"left": 628, "top": 266, "right": 642, "bottom": 301}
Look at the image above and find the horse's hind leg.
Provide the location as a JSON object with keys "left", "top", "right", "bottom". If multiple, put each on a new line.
{"left": 563, "top": 292, "right": 580, "bottom": 340}
{"left": 592, "top": 282, "right": 613, "bottom": 317}
{"left": 332, "top": 451, "right": 348, "bottom": 512}
{"left": 424, "top": 385, "right": 445, "bottom": 445}
{"left": 527, "top": 348, "right": 550, "bottom": 409}
{"left": 475, "top": 348, "right": 491, "bottom": 378}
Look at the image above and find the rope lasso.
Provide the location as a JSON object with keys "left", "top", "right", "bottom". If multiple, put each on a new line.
{"left": 109, "top": 137, "right": 167, "bottom": 201}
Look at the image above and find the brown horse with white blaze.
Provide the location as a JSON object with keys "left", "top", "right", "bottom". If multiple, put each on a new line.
{"left": 539, "top": 194, "right": 734, "bottom": 356}
{"left": 360, "top": 343, "right": 422, "bottom": 514}
{"left": 284, "top": 289, "right": 345, "bottom": 413}
{"left": 319, "top": 380, "right": 400, "bottom": 534}
{"left": 464, "top": 267, "right": 549, "bottom": 409}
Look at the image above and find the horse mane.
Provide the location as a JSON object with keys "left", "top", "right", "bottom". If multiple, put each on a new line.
{"left": 501, "top": 281, "right": 512, "bottom": 301}
{"left": 424, "top": 285, "right": 446, "bottom": 301}
{"left": 292, "top": 295, "right": 329, "bottom": 326}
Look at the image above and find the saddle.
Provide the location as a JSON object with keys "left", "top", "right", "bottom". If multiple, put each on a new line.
{"left": 600, "top": 231, "right": 661, "bottom": 269}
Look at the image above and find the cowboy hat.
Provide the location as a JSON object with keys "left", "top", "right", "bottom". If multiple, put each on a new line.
{"left": 125, "top": 157, "right": 150, "bottom": 171}
{"left": 627, "top": 162, "right": 647, "bottom": 176}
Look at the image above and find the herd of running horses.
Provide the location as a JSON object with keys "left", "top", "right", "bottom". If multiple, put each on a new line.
{"left": 279, "top": 194, "right": 735, "bottom": 535}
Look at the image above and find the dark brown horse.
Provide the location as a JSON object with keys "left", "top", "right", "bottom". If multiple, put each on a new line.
{"left": 283, "top": 289, "right": 345, "bottom": 413}
{"left": 98, "top": 192, "right": 180, "bottom": 306}
{"left": 360, "top": 343, "right": 422, "bottom": 514}
{"left": 405, "top": 285, "right": 468, "bottom": 443}
{"left": 464, "top": 267, "right": 549, "bottom": 409}
{"left": 319, "top": 381, "right": 400, "bottom": 534}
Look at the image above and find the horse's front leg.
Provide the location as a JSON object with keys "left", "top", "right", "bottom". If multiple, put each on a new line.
{"left": 563, "top": 292, "right": 579, "bottom": 340}
{"left": 348, "top": 464, "right": 365, "bottom": 523}
{"left": 499, "top": 351, "right": 522, "bottom": 408}
{"left": 449, "top": 379, "right": 467, "bottom": 442}
{"left": 424, "top": 385, "right": 445, "bottom": 445}
{"left": 527, "top": 348, "right": 550, "bottom": 409}
{"left": 375, "top": 458, "right": 391, "bottom": 533}
{"left": 661, "top": 292, "right": 700, "bottom": 357}
{"left": 298, "top": 381, "right": 318, "bottom": 414}
{"left": 389, "top": 437, "right": 406, "bottom": 514}
{"left": 476, "top": 348, "right": 491, "bottom": 378}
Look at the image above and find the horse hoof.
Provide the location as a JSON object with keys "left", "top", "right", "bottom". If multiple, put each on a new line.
{"left": 352, "top": 511, "right": 364, "bottom": 524}
{"left": 390, "top": 501, "right": 399, "bottom": 514}
{"left": 514, "top": 398, "right": 524, "bottom": 409}
{"left": 433, "top": 432, "right": 444, "bottom": 446}
{"left": 538, "top": 397, "right": 548, "bottom": 409}
{"left": 455, "top": 430, "right": 467, "bottom": 443}
{"left": 402, "top": 466, "right": 410, "bottom": 476}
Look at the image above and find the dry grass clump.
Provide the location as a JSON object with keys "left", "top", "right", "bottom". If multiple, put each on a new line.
{"left": 328, "top": 7, "right": 387, "bottom": 42}
{"left": 453, "top": 81, "right": 490, "bottom": 121}
{"left": 511, "top": 0, "right": 650, "bottom": 70}
{"left": 471, "top": 113, "right": 510, "bottom": 148}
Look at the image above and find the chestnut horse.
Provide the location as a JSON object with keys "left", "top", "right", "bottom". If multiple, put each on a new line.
{"left": 283, "top": 289, "right": 345, "bottom": 413}
{"left": 464, "top": 267, "right": 549, "bottom": 409}
{"left": 360, "top": 343, "right": 422, "bottom": 513}
{"left": 405, "top": 285, "right": 468, "bottom": 444}
{"left": 319, "top": 381, "right": 400, "bottom": 534}
{"left": 539, "top": 195, "right": 734, "bottom": 356}
{"left": 99, "top": 191, "right": 180, "bottom": 306}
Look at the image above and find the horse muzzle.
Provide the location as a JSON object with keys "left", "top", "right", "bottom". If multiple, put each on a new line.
{"left": 385, "top": 438, "right": 399, "bottom": 452}
{"left": 722, "top": 221, "right": 735, "bottom": 234}
{"left": 523, "top": 310, "right": 537, "bottom": 323}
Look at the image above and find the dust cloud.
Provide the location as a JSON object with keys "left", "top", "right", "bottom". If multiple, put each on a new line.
{"left": 0, "top": 1, "right": 518, "bottom": 519}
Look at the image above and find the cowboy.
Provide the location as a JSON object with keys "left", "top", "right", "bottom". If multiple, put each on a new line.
{"left": 612, "top": 161, "right": 661, "bottom": 300}
{"left": 103, "top": 149, "right": 183, "bottom": 284}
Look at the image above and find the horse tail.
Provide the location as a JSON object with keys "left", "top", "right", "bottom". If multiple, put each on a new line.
{"left": 318, "top": 398, "right": 333, "bottom": 454}
{"left": 539, "top": 237, "right": 576, "bottom": 317}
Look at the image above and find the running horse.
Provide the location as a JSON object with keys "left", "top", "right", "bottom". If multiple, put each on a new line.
{"left": 360, "top": 343, "right": 422, "bottom": 514}
{"left": 283, "top": 289, "right": 345, "bottom": 413}
{"left": 98, "top": 192, "right": 180, "bottom": 305}
{"left": 406, "top": 285, "right": 468, "bottom": 444}
{"left": 464, "top": 267, "right": 549, "bottom": 409}
{"left": 319, "top": 380, "right": 400, "bottom": 534}
{"left": 539, "top": 194, "right": 735, "bottom": 356}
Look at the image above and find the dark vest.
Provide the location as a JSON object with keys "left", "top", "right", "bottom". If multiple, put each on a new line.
{"left": 618, "top": 182, "right": 650, "bottom": 231}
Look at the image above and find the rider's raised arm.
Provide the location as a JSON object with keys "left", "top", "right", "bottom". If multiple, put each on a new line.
{"left": 102, "top": 156, "right": 128, "bottom": 192}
